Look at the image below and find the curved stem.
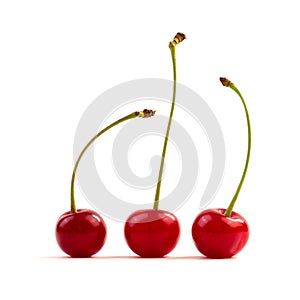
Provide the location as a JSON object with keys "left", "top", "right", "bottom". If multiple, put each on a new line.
{"left": 153, "top": 46, "right": 177, "bottom": 209}
{"left": 221, "top": 80, "right": 251, "bottom": 217}
{"left": 70, "top": 110, "right": 155, "bottom": 213}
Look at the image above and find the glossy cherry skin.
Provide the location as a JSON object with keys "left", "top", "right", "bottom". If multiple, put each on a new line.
{"left": 55, "top": 209, "right": 107, "bottom": 258}
{"left": 124, "top": 209, "right": 180, "bottom": 258}
{"left": 192, "top": 208, "right": 249, "bottom": 258}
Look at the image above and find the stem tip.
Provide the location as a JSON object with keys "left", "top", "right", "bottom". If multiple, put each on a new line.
{"left": 169, "top": 32, "right": 186, "bottom": 48}
{"left": 140, "top": 109, "right": 156, "bottom": 118}
{"left": 220, "top": 77, "right": 232, "bottom": 87}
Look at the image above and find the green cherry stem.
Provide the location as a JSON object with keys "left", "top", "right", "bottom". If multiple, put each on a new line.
{"left": 153, "top": 33, "right": 186, "bottom": 210}
{"left": 70, "top": 109, "right": 156, "bottom": 213}
{"left": 220, "top": 77, "right": 251, "bottom": 217}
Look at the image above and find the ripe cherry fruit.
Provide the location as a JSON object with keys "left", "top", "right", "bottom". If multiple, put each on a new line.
{"left": 124, "top": 33, "right": 185, "bottom": 258}
{"left": 192, "top": 208, "right": 249, "bottom": 259}
{"left": 56, "top": 209, "right": 106, "bottom": 258}
{"left": 55, "top": 109, "right": 156, "bottom": 257}
{"left": 124, "top": 209, "right": 180, "bottom": 258}
{"left": 192, "top": 78, "right": 251, "bottom": 258}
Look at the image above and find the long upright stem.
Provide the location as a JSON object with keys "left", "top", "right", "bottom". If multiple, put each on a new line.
{"left": 220, "top": 78, "right": 251, "bottom": 217}
{"left": 153, "top": 32, "right": 185, "bottom": 209}
{"left": 153, "top": 47, "right": 177, "bottom": 209}
{"left": 70, "top": 109, "right": 155, "bottom": 213}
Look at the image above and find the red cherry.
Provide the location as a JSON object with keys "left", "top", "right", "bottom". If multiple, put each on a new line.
{"left": 55, "top": 110, "right": 156, "bottom": 258}
{"left": 192, "top": 208, "right": 249, "bottom": 258}
{"left": 55, "top": 209, "right": 107, "bottom": 257}
{"left": 124, "top": 209, "right": 180, "bottom": 258}
{"left": 124, "top": 35, "right": 184, "bottom": 258}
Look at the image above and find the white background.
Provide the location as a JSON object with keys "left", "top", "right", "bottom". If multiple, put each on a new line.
{"left": 1, "top": 0, "right": 299, "bottom": 299}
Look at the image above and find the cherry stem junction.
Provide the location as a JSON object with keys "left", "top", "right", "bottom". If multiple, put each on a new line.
{"left": 220, "top": 77, "right": 251, "bottom": 217}
{"left": 153, "top": 33, "right": 186, "bottom": 210}
{"left": 70, "top": 109, "right": 156, "bottom": 213}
